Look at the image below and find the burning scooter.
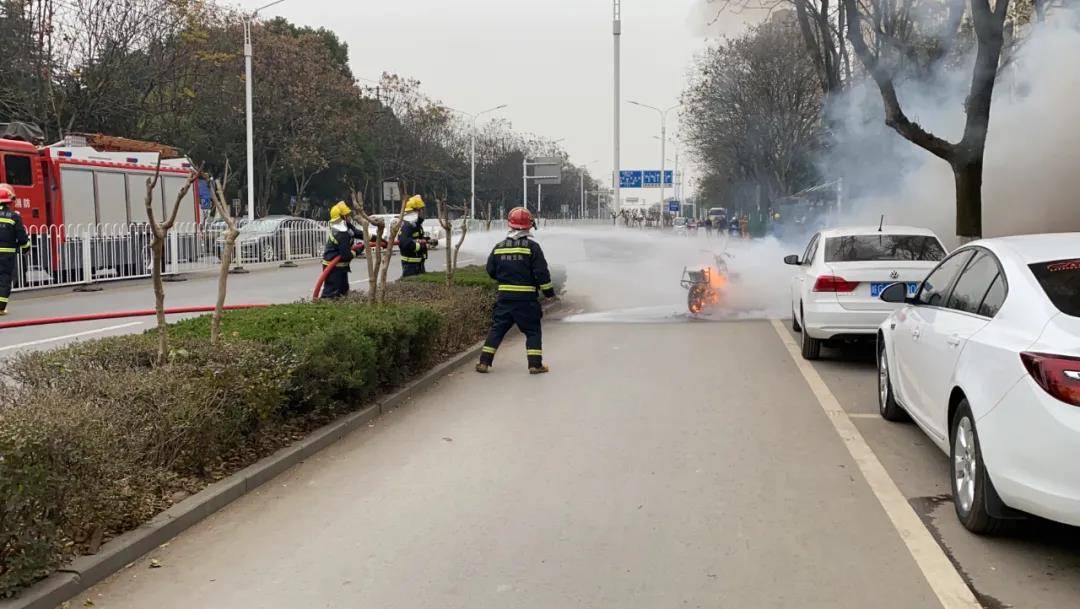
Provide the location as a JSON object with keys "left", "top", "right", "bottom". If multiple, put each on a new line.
{"left": 680, "top": 250, "right": 735, "bottom": 314}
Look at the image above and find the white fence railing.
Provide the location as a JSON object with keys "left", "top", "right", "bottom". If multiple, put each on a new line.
{"left": 11, "top": 218, "right": 605, "bottom": 293}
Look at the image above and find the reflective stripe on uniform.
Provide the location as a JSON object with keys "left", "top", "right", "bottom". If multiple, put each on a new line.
{"left": 526, "top": 349, "right": 543, "bottom": 356}
{"left": 498, "top": 284, "right": 536, "bottom": 293}
{"left": 482, "top": 346, "right": 497, "bottom": 354}
{"left": 0, "top": 247, "right": 15, "bottom": 253}
{"left": 400, "top": 256, "right": 423, "bottom": 263}
{"left": 328, "top": 234, "right": 338, "bottom": 244}
{"left": 539, "top": 282, "right": 553, "bottom": 291}
{"left": 20, "top": 242, "right": 29, "bottom": 250}
{"left": 493, "top": 247, "right": 532, "bottom": 255}
{"left": 0, "top": 217, "right": 14, "bottom": 225}
{"left": 0, "top": 297, "right": 8, "bottom": 303}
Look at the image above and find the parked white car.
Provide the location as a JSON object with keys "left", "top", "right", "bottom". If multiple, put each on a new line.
{"left": 785, "top": 226, "right": 947, "bottom": 359}
{"left": 876, "top": 233, "right": 1080, "bottom": 532}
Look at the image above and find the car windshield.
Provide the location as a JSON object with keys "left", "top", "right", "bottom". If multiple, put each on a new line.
{"left": 1029, "top": 258, "right": 1080, "bottom": 317}
{"left": 674, "top": 218, "right": 687, "bottom": 226}
{"left": 824, "top": 234, "right": 946, "bottom": 262}
{"left": 240, "top": 218, "right": 285, "bottom": 233}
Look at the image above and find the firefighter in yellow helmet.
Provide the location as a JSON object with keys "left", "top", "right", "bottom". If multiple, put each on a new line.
{"left": 321, "top": 201, "right": 359, "bottom": 298}
{"left": 398, "top": 195, "right": 428, "bottom": 277}
{"left": 0, "top": 184, "right": 29, "bottom": 315}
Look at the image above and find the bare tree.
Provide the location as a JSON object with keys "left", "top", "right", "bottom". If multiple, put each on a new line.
{"left": 351, "top": 189, "right": 386, "bottom": 302}
{"left": 143, "top": 162, "right": 199, "bottom": 366}
{"left": 436, "top": 199, "right": 469, "bottom": 290}
{"left": 842, "top": 0, "right": 1011, "bottom": 239}
{"left": 208, "top": 162, "right": 238, "bottom": 346}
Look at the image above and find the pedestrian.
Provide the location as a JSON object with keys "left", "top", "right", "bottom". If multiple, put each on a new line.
{"left": 321, "top": 201, "right": 358, "bottom": 299}
{"left": 398, "top": 195, "right": 428, "bottom": 277}
{"left": 476, "top": 206, "right": 556, "bottom": 375}
{"left": 704, "top": 217, "right": 713, "bottom": 238}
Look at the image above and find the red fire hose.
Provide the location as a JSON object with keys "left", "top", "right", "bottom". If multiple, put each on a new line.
{"left": 311, "top": 243, "right": 367, "bottom": 301}
{"left": 0, "top": 304, "right": 268, "bottom": 330}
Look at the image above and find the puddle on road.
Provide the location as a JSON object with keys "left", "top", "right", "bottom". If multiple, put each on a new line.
{"left": 559, "top": 304, "right": 774, "bottom": 324}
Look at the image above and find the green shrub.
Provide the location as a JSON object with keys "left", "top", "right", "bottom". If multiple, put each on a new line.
{"left": 401, "top": 265, "right": 497, "bottom": 289}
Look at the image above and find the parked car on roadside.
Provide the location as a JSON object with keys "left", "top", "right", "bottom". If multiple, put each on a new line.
{"left": 785, "top": 225, "right": 947, "bottom": 359}
{"left": 218, "top": 215, "right": 327, "bottom": 263}
{"left": 877, "top": 233, "right": 1080, "bottom": 533}
{"left": 368, "top": 214, "right": 442, "bottom": 248}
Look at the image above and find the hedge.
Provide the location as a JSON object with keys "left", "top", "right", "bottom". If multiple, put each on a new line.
{"left": 0, "top": 280, "right": 496, "bottom": 598}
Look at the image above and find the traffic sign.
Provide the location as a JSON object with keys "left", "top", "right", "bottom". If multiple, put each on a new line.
{"left": 382, "top": 181, "right": 401, "bottom": 202}
{"left": 667, "top": 201, "right": 680, "bottom": 213}
{"left": 619, "top": 170, "right": 642, "bottom": 189}
{"left": 529, "top": 157, "right": 563, "bottom": 185}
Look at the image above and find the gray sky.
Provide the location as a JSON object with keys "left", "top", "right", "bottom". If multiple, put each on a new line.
{"left": 239, "top": 0, "right": 760, "bottom": 203}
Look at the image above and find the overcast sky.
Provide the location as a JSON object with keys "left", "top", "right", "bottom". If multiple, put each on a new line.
{"left": 238, "top": 0, "right": 760, "bottom": 202}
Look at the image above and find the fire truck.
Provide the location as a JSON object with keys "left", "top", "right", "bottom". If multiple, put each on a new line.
{"left": 0, "top": 130, "right": 200, "bottom": 284}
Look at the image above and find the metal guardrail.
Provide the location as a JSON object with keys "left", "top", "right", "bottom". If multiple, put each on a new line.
{"left": 10, "top": 218, "right": 607, "bottom": 293}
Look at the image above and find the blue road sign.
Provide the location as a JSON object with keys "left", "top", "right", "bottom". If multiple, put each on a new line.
{"left": 640, "top": 170, "right": 674, "bottom": 188}
{"left": 619, "top": 170, "right": 643, "bottom": 189}
{"left": 667, "top": 201, "right": 680, "bottom": 213}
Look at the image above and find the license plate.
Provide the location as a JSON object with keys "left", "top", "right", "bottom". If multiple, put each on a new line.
{"left": 870, "top": 282, "right": 919, "bottom": 297}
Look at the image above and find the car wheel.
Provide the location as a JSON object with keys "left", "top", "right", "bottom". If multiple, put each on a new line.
{"left": 792, "top": 308, "right": 802, "bottom": 332}
{"left": 800, "top": 311, "right": 821, "bottom": 360}
{"left": 877, "top": 340, "right": 907, "bottom": 421}
{"left": 260, "top": 243, "right": 277, "bottom": 263}
{"left": 950, "top": 400, "right": 1006, "bottom": 535}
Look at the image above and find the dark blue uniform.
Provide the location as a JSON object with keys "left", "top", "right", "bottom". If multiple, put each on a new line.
{"left": 0, "top": 204, "right": 29, "bottom": 313}
{"left": 480, "top": 236, "right": 556, "bottom": 368}
{"left": 321, "top": 223, "right": 357, "bottom": 299}
{"left": 398, "top": 218, "right": 427, "bottom": 277}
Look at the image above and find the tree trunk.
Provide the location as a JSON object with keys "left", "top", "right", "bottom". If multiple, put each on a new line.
{"left": 151, "top": 235, "right": 168, "bottom": 366}
{"left": 952, "top": 158, "right": 984, "bottom": 240}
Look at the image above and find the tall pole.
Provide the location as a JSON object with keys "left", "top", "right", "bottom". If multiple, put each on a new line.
{"left": 244, "top": 20, "right": 255, "bottom": 224}
{"left": 612, "top": 0, "right": 621, "bottom": 215}
{"left": 522, "top": 156, "right": 528, "bottom": 207}
{"left": 580, "top": 169, "right": 585, "bottom": 218}
{"left": 660, "top": 121, "right": 666, "bottom": 224}
{"left": 470, "top": 121, "right": 477, "bottom": 219}
{"left": 537, "top": 183, "right": 542, "bottom": 216}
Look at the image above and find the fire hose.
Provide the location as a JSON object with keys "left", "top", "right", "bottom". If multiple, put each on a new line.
{"left": 311, "top": 242, "right": 367, "bottom": 301}
{"left": 0, "top": 304, "right": 268, "bottom": 330}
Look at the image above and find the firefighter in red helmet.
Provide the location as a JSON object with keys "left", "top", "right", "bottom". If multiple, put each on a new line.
{"left": 0, "top": 183, "right": 29, "bottom": 315}
{"left": 476, "top": 206, "right": 555, "bottom": 374}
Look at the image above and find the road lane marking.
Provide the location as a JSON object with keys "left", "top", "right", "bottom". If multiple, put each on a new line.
{"left": 848, "top": 413, "right": 882, "bottom": 419}
{"left": 769, "top": 319, "right": 981, "bottom": 609}
{"left": 0, "top": 321, "right": 144, "bottom": 353}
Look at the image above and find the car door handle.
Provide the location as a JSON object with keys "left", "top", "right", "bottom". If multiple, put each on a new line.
{"left": 946, "top": 334, "right": 962, "bottom": 347}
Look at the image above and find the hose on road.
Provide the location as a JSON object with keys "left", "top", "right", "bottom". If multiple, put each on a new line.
{"left": 0, "top": 304, "right": 267, "bottom": 330}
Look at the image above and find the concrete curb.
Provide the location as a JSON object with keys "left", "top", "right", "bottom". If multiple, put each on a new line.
{"left": 1, "top": 341, "right": 484, "bottom": 609}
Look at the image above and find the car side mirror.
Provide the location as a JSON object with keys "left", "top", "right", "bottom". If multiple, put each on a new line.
{"left": 783, "top": 255, "right": 800, "bottom": 266}
{"left": 880, "top": 282, "right": 910, "bottom": 304}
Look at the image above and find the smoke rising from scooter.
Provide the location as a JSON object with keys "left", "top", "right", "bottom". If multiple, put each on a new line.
{"left": 827, "top": 8, "right": 1080, "bottom": 247}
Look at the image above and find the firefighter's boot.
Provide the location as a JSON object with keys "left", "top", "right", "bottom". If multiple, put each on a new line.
{"left": 475, "top": 362, "right": 490, "bottom": 374}
{"left": 528, "top": 365, "right": 550, "bottom": 375}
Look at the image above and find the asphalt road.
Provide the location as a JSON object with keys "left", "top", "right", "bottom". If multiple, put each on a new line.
{"left": 14, "top": 227, "right": 1080, "bottom": 607}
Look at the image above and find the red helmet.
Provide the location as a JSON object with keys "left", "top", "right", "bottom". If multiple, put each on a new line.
{"left": 508, "top": 206, "right": 533, "bottom": 230}
{"left": 0, "top": 183, "right": 14, "bottom": 205}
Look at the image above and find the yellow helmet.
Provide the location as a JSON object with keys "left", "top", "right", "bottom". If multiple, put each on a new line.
{"left": 404, "top": 195, "right": 425, "bottom": 213}
{"left": 329, "top": 201, "right": 352, "bottom": 222}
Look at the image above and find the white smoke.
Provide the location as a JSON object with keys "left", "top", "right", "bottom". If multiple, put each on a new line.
{"left": 830, "top": 8, "right": 1080, "bottom": 247}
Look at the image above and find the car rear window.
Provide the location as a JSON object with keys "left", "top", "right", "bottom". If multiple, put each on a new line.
{"left": 824, "top": 235, "right": 946, "bottom": 263}
{"left": 1030, "top": 259, "right": 1080, "bottom": 317}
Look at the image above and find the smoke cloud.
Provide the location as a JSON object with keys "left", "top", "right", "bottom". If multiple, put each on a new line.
{"left": 828, "top": 7, "right": 1080, "bottom": 247}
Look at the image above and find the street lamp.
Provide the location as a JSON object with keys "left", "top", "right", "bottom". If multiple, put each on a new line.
{"left": 440, "top": 104, "right": 508, "bottom": 219}
{"left": 243, "top": 0, "right": 288, "bottom": 224}
{"left": 629, "top": 100, "right": 681, "bottom": 221}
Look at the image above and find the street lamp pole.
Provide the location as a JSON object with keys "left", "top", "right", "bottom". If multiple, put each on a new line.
{"left": 613, "top": 0, "right": 622, "bottom": 215}
{"left": 630, "top": 101, "right": 680, "bottom": 223}
{"left": 468, "top": 104, "right": 507, "bottom": 219}
{"left": 243, "top": 0, "right": 287, "bottom": 224}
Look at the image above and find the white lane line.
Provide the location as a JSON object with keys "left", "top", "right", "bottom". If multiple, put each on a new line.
{"left": 349, "top": 275, "right": 370, "bottom": 285}
{"left": 0, "top": 321, "right": 144, "bottom": 353}
{"left": 849, "top": 413, "right": 882, "bottom": 419}
{"left": 769, "top": 319, "right": 981, "bottom": 609}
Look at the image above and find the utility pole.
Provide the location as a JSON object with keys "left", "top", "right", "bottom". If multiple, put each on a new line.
{"left": 243, "top": 0, "right": 288, "bottom": 224}
{"left": 613, "top": 0, "right": 621, "bottom": 215}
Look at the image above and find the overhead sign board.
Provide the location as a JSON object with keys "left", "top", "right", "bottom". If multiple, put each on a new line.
{"left": 529, "top": 156, "right": 562, "bottom": 185}
{"left": 620, "top": 170, "right": 673, "bottom": 189}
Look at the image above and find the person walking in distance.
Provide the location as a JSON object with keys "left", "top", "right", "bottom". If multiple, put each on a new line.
{"left": 0, "top": 184, "right": 29, "bottom": 315}
{"left": 476, "top": 206, "right": 556, "bottom": 375}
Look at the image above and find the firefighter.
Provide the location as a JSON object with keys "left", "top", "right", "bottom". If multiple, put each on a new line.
{"left": 0, "top": 184, "right": 29, "bottom": 316}
{"left": 321, "top": 201, "right": 358, "bottom": 299}
{"left": 398, "top": 195, "right": 428, "bottom": 277}
{"left": 476, "top": 206, "right": 556, "bottom": 375}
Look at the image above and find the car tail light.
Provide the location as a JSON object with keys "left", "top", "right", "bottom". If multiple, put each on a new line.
{"left": 1020, "top": 352, "right": 1080, "bottom": 407}
{"left": 813, "top": 275, "right": 859, "bottom": 293}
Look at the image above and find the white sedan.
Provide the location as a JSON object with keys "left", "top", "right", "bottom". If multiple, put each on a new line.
{"left": 877, "top": 233, "right": 1080, "bottom": 532}
{"left": 785, "top": 226, "right": 947, "bottom": 359}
